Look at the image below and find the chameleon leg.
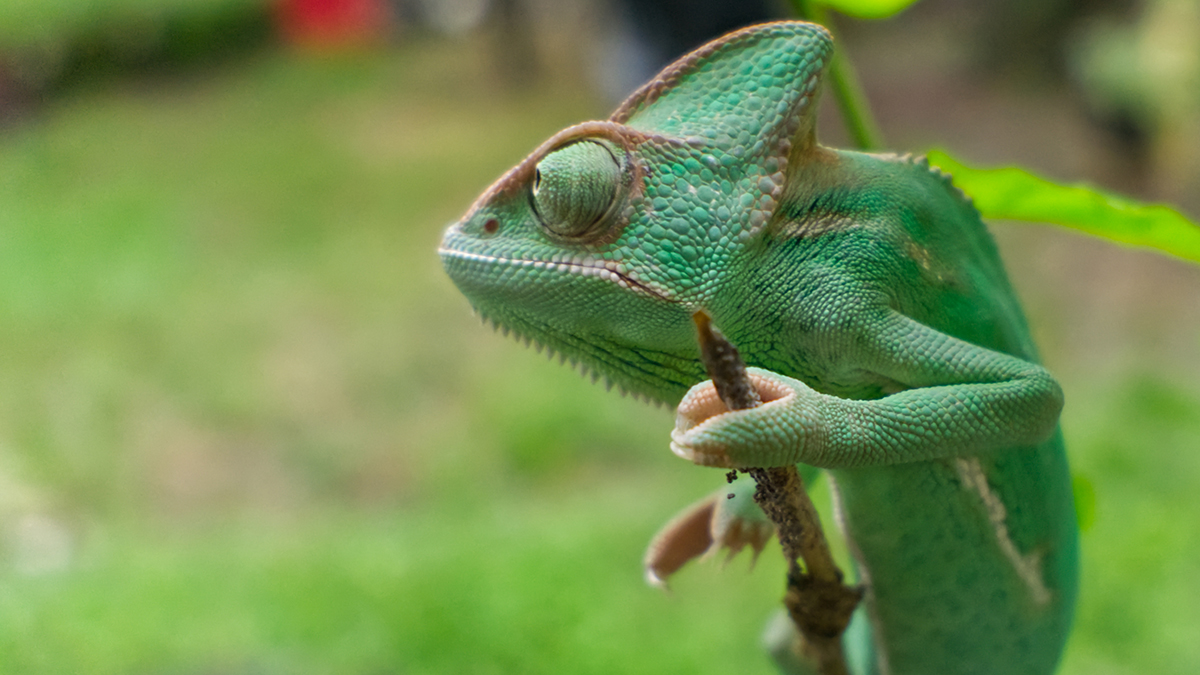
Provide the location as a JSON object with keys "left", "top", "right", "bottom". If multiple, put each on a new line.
{"left": 670, "top": 311, "right": 1062, "bottom": 471}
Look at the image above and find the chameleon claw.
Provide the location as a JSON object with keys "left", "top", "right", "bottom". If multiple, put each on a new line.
{"left": 644, "top": 496, "right": 716, "bottom": 590}
{"left": 716, "top": 510, "right": 773, "bottom": 570}
{"left": 643, "top": 483, "right": 774, "bottom": 589}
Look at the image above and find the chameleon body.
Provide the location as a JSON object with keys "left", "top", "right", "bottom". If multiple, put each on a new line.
{"left": 439, "top": 22, "right": 1077, "bottom": 675}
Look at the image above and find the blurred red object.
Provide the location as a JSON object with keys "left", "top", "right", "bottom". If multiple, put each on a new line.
{"left": 276, "top": 0, "right": 392, "bottom": 48}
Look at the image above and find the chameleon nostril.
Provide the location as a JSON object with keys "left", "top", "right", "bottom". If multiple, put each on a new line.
{"left": 483, "top": 218, "right": 499, "bottom": 234}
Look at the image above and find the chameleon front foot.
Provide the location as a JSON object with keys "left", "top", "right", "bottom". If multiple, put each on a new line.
{"left": 671, "top": 368, "right": 824, "bottom": 469}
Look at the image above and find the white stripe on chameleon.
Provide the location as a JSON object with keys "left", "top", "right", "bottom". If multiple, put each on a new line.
{"left": 954, "top": 457, "right": 1051, "bottom": 606}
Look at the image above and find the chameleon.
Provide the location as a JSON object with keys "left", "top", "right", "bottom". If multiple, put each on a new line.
{"left": 438, "top": 21, "right": 1078, "bottom": 675}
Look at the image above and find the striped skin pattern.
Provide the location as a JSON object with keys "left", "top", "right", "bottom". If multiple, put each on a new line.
{"left": 440, "top": 22, "right": 1077, "bottom": 675}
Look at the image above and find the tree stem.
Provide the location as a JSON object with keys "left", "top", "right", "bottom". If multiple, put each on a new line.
{"left": 692, "top": 311, "right": 862, "bottom": 675}
{"left": 788, "top": 0, "right": 885, "bottom": 151}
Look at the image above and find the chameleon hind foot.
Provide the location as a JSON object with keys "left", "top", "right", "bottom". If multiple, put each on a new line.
{"left": 643, "top": 476, "right": 772, "bottom": 588}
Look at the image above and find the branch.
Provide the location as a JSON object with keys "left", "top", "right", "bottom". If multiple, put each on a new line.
{"left": 692, "top": 311, "right": 863, "bottom": 675}
{"left": 788, "top": 0, "right": 884, "bottom": 151}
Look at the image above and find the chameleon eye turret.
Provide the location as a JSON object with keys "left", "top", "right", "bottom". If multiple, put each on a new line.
{"left": 530, "top": 140, "right": 622, "bottom": 240}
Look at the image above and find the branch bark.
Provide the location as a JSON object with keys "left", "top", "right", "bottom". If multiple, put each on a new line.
{"left": 692, "top": 310, "right": 863, "bottom": 675}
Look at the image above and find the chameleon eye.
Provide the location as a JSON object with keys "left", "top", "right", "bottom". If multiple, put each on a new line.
{"left": 530, "top": 140, "right": 621, "bottom": 239}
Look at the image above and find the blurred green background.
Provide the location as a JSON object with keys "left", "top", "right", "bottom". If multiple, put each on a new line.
{"left": 0, "top": 1, "right": 1198, "bottom": 673}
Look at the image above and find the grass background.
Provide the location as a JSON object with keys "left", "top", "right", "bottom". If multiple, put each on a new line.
{"left": 0, "top": 21, "right": 1198, "bottom": 675}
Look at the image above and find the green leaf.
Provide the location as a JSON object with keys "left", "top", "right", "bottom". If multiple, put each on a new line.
{"left": 927, "top": 149, "right": 1200, "bottom": 264}
{"left": 817, "top": 0, "right": 922, "bottom": 19}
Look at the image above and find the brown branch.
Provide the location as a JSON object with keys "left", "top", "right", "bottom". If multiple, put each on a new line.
{"left": 692, "top": 311, "right": 863, "bottom": 675}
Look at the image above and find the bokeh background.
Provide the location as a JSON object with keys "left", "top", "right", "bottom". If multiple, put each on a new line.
{"left": 1, "top": 0, "right": 1198, "bottom": 673}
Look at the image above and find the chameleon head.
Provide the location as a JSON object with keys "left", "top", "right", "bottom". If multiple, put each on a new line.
{"left": 439, "top": 21, "right": 833, "bottom": 403}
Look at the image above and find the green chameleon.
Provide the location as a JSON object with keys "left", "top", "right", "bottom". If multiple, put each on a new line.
{"left": 439, "top": 21, "right": 1077, "bottom": 675}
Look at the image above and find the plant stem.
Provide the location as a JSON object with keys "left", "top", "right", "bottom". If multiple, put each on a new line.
{"left": 788, "top": 0, "right": 885, "bottom": 151}
{"left": 692, "top": 311, "right": 862, "bottom": 675}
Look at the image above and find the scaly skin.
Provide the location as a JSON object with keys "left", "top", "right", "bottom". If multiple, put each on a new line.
{"left": 439, "top": 22, "right": 1077, "bottom": 675}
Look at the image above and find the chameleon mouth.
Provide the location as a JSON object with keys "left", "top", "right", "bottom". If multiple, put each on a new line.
{"left": 437, "top": 246, "right": 674, "bottom": 301}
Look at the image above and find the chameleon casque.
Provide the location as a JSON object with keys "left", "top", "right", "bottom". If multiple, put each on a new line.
{"left": 439, "top": 21, "right": 1078, "bottom": 675}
